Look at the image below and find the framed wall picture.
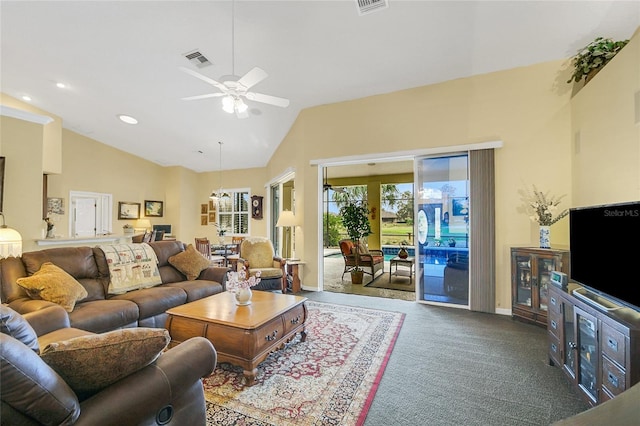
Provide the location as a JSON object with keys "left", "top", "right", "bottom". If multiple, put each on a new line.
{"left": 118, "top": 202, "right": 141, "bottom": 220}
{"left": 144, "top": 200, "right": 163, "bottom": 217}
{"left": 201, "top": 203, "right": 208, "bottom": 214}
{"left": 208, "top": 211, "right": 216, "bottom": 223}
{"left": 47, "top": 197, "right": 65, "bottom": 215}
{"left": 209, "top": 200, "right": 216, "bottom": 211}
{"left": 201, "top": 215, "right": 208, "bottom": 225}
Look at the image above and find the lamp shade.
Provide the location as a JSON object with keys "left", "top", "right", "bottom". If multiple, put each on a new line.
{"left": 276, "top": 211, "right": 298, "bottom": 227}
{"left": 0, "top": 226, "right": 22, "bottom": 258}
{"left": 136, "top": 219, "right": 151, "bottom": 230}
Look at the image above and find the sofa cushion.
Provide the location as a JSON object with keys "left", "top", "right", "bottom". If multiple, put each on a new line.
{"left": 109, "top": 286, "right": 187, "bottom": 319}
{"left": 168, "top": 244, "right": 211, "bottom": 280}
{"left": 16, "top": 263, "right": 88, "bottom": 312}
{"left": 68, "top": 299, "right": 140, "bottom": 334}
{"left": 0, "top": 305, "right": 39, "bottom": 353}
{"left": 21, "top": 246, "right": 107, "bottom": 302}
{"left": 40, "top": 328, "right": 170, "bottom": 399}
{"left": 164, "top": 280, "right": 225, "bottom": 302}
{"left": 0, "top": 334, "right": 81, "bottom": 424}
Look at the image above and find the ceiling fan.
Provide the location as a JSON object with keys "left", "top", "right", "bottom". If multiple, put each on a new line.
{"left": 179, "top": 66, "right": 289, "bottom": 119}
{"left": 323, "top": 167, "right": 346, "bottom": 194}
{"left": 179, "top": 0, "right": 289, "bottom": 119}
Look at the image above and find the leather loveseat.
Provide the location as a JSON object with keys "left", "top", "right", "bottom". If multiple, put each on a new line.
{"left": 0, "top": 241, "right": 228, "bottom": 333}
{"left": 1, "top": 304, "right": 217, "bottom": 425}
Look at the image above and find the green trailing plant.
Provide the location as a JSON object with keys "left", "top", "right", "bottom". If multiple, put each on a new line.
{"left": 567, "top": 36, "right": 629, "bottom": 84}
{"left": 340, "top": 201, "right": 372, "bottom": 272}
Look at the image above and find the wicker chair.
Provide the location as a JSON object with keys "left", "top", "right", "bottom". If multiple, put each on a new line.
{"left": 339, "top": 239, "right": 384, "bottom": 281}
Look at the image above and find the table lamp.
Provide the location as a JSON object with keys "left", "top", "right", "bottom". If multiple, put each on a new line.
{"left": 136, "top": 219, "right": 152, "bottom": 232}
{"left": 276, "top": 210, "right": 298, "bottom": 259}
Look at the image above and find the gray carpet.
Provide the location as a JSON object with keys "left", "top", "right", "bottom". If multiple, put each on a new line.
{"left": 300, "top": 291, "right": 589, "bottom": 426}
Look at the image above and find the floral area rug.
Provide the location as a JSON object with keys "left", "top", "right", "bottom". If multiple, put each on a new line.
{"left": 204, "top": 301, "right": 405, "bottom": 426}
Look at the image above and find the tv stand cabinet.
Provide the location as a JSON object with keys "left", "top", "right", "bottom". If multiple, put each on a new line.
{"left": 548, "top": 283, "right": 640, "bottom": 406}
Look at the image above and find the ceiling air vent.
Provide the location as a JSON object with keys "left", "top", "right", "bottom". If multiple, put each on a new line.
{"left": 356, "top": 0, "right": 388, "bottom": 16}
{"left": 183, "top": 50, "right": 212, "bottom": 68}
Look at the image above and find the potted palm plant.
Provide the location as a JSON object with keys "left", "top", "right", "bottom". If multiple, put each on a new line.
{"left": 567, "top": 36, "right": 629, "bottom": 85}
{"left": 340, "top": 201, "right": 372, "bottom": 284}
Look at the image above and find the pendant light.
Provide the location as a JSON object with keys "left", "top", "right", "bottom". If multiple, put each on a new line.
{"left": 210, "top": 141, "right": 230, "bottom": 201}
{"left": 0, "top": 213, "right": 22, "bottom": 258}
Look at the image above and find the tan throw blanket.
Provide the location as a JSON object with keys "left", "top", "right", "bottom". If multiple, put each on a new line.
{"left": 98, "top": 243, "right": 162, "bottom": 294}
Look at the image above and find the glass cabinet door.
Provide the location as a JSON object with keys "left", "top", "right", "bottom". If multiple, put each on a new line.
{"left": 576, "top": 307, "right": 598, "bottom": 403}
{"left": 563, "top": 302, "right": 576, "bottom": 378}
{"left": 514, "top": 255, "right": 532, "bottom": 308}
{"left": 536, "top": 257, "right": 555, "bottom": 312}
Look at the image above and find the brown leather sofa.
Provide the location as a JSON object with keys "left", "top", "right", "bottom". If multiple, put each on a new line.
{"left": 1, "top": 304, "right": 217, "bottom": 425}
{"left": 0, "top": 241, "right": 228, "bottom": 333}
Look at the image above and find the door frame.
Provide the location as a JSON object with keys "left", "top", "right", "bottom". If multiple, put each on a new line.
{"left": 69, "top": 191, "right": 112, "bottom": 237}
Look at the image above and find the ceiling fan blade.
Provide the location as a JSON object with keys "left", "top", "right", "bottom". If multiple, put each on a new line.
{"left": 237, "top": 67, "right": 268, "bottom": 90}
{"left": 181, "top": 93, "right": 226, "bottom": 101}
{"left": 179, "top": 67, "right": 228, "bottom": 92}
{"left": 245, "top": 92, "right": 290, "bottom": 108}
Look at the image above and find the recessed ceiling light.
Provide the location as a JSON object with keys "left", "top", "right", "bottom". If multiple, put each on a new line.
{"left": 56, "top": 82, "right": 66, "bottom": 89}
{"left": 117, "top": 114, "right": 138, "bottom": 125}
{"left": 22, "top": 95, "right": 32, "bottom": 101}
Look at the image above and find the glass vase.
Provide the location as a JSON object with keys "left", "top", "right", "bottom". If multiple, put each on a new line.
{"left": 539, "top": 226, "right": 550, "bottom": 249}
{"left": 235, "top": 288, "right": 252, "bottom": 306}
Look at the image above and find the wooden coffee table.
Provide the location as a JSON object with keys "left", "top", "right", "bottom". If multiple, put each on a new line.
{"left": 165, "top": 291, "right": 307, "bottom": 386}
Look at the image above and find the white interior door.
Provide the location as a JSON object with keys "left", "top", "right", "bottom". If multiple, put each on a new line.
{"left": 73, "top": 197, "right": 97, "bottom": 237}
{"left": 69, "top": 191, "right": 112, "bottom": 237}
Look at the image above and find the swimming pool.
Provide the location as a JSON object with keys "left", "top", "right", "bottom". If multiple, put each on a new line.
{"left": 325, "top": 246, "right": 416, "bottom": 262}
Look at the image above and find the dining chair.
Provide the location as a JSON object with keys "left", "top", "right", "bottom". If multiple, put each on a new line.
{"left": 195, "top": 237, "right": 225, "bottom": 267}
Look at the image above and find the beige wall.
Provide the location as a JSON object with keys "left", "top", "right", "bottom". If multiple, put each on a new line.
{"left": 2, "top": 27, "right": 637, "bottom": 312}
{"left": 0, "top": 116, "right": 45, "bottom": 248}
{"left": 570, "top": 29, "right": 640, "bottom": 207}
{"left": 1, "top": 93, "right": 62, "bottom": 174}
{"left": 268, "top": 59, "right": 577, "bottom": 311}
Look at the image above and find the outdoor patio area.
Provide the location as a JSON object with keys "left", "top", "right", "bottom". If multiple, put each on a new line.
{"left": 322, "top": 249, "right": 416, "bottom": 302}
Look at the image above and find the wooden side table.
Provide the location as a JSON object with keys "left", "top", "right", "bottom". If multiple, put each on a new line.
{"left": 286, "top": 259, "right": 305, "bottom": 293}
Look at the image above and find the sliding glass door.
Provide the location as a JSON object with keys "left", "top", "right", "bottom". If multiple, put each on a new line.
{"left": 416, "top": 154, "right": 469, "bottom": 306}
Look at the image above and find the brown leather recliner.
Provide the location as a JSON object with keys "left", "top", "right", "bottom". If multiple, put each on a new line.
{"left": 1, "top": 305, "right": 217, "bottom": 425}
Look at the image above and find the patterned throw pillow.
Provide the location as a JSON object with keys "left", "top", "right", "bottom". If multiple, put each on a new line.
{"left": 40, "top": 328, "right": 170, "bottom": 399}
{"left": 168, "top": 244, "right": 211, "bottom": 280}
{"left": 16, "top": 262, "right": 88, "bottom": 312}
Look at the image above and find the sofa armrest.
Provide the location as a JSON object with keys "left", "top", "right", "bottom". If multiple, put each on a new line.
{"left": 75, "top": 337, "right": 217, "bottom": 426}
{"left": 198, "top": 266, "right": 229, "bottom": 290}
{"left": 23, "top": 305, "right": 70, "bottom": 336}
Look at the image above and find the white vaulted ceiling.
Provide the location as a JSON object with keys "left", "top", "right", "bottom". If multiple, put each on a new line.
{"left": 1, "top": 1, "right": 638, "bottom": 172}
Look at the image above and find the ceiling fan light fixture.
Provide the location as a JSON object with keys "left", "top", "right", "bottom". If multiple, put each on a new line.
{"left": 235, "top": 98, "right": 248, "bottom": 113}
{"left": 222, "top": 96, "right": 235, "bottom": 113}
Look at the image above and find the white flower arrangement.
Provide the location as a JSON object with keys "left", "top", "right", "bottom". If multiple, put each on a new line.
{"left": 226, "top": 266, "right": 261, "bottom": 292}
{"left": 521, "top": 185, "right": 569, "bottom": 226}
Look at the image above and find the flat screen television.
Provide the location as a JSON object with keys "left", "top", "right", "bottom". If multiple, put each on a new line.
{"left": 152, "top": 224, "right": 172, "bottom": 235}
{"left": 570, "top": 201, "right": 640, "bottom": 311}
